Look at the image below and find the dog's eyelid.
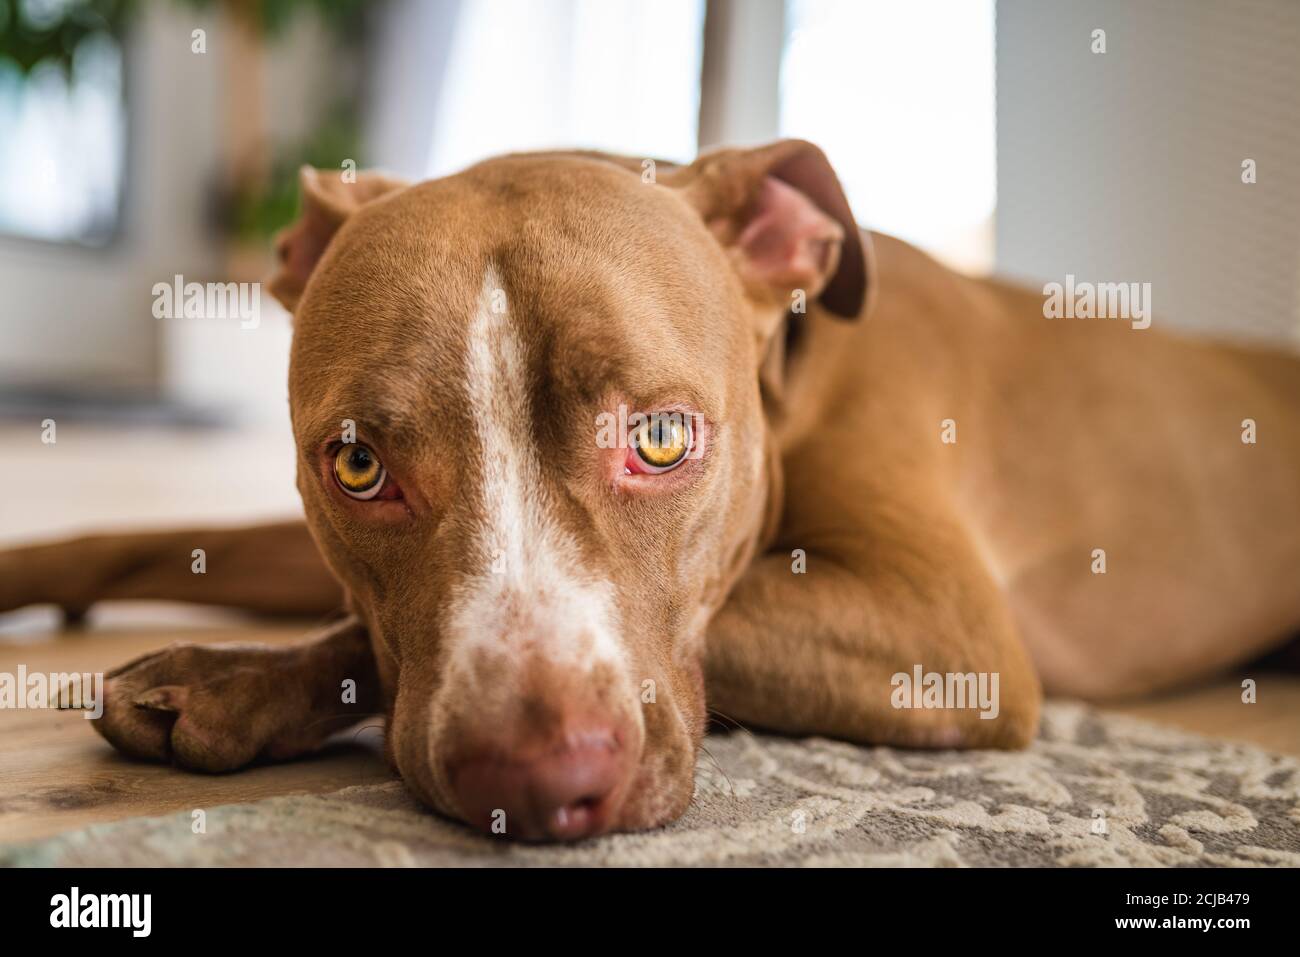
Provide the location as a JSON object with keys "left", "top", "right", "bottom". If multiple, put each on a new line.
{"left": 304, "top": 406, "right": 426, "bottom": 459}
{"left": 316, "top": 432, "right": 395, "bottom": 461}
{"left": 621, "top": 400, "right": 712, "bottom": 424}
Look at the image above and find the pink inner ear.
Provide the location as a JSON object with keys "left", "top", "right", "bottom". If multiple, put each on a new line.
{"left": 275, "top": 209, "right": 334, "bottom": 290}
{"left": 736, "top": 176, "right": 844, "bottom": 293}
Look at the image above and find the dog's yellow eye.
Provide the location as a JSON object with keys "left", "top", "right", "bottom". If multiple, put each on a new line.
{"left": 334, "top": 444, "right": 387, "bottom": 500}
{"left": 631, "top": 414, "right": 692, "bottom": 472}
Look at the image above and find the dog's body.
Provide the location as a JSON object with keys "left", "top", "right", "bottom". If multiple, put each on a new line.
{"left": 826, "top": 233, "right": 1300, "bottom": 701}
{"left": 3, "top": 142, "right": 1298, "bottom": 840}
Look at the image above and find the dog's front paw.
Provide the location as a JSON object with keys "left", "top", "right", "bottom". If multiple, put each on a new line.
{"left": 92, "top": 641, "right": 318, "bottom": 772}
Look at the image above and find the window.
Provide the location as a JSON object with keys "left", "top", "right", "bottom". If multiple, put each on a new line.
{"left": 0, "top": 7, "right": 126, "bottom": 244}
{"left": 427, "top": 0, "right": 706, "bottom": 177}
{"left": 779, "top": 0, "right": 996, "bottom": 272}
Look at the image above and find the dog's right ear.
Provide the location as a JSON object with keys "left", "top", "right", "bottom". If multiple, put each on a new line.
{"left": 268, "top": 167, "right": 408, "bottom": 312}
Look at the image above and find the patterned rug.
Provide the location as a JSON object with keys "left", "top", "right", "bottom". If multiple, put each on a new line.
{"left": 4, "top": 702, "right": 1299, "bottom": 866}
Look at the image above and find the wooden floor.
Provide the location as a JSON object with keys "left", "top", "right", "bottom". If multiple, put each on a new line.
{"left": 3, "top": 615, "right": 1299, "bottom": 845}
{"left": 0, "top": 620, "right": 394, "bottom": 844}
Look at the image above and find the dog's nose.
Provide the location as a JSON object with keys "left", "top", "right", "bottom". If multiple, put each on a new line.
{"left": 448, "top": 727, "right": 630, "bottom": 841}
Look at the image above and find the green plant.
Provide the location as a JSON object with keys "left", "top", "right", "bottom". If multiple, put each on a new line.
{"left": 228, "top": 102, "right": 363, "bottom": 242}
{"left": 0, "top": 0, "right": 134, "bottom": 76}
{"left": 0, "top": 0, "right": 368, "bottom": 76}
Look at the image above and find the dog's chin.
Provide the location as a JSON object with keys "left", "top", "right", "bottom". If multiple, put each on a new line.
{"left": 614, "top": 760, "right": 698, "bottom": 835}
{"left": 447, "top": 764, "right": 696, "bottom": 841}
{"left": 394, "top": 738, "right": 698, "bottom": 842}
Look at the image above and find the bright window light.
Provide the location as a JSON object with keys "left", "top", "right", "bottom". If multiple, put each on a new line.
{"left": 0, "top": 34, "right": 125, "bottom": 244}
{"left": 428, "top": 0, "right": 705, "bottom": 177}
{"left": 780, "top": 0, "right": 997, "bottom": 272}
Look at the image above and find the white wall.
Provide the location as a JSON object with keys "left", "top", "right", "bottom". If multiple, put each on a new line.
{"left": 996, "top": 0, "right": 1300, "bottom": 344}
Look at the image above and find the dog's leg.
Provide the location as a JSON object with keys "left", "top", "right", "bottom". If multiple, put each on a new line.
{"left": 0, "top": 521, "right": 343, "bottom": 620}
{"left": 87, "top": 616, "right": 381, "bottom": 771}
{"left": 704, "top": 512, "right": 1041, "bottom": 749}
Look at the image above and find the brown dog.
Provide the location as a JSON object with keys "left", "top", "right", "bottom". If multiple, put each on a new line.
{"left": 3, "top": 140, "right": 1298, "bottom": 841}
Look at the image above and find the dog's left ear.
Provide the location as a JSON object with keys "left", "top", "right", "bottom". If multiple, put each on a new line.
{"left": 669, "top": 139, "right": 873, "bottom": 325}
{"left": 268, "top": 166, "right": 409, "bottom": 312}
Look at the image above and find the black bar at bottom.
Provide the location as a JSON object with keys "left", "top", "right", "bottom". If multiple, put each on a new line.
{"left": 0, "top": 865, "right": 1288, "bottom": 941}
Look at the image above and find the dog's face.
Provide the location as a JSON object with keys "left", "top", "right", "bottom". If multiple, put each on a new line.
{"left": 274, "top": 142, "right": 866, "bottom": 839}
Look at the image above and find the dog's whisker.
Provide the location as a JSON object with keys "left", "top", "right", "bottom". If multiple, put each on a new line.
{"left": 349, "top": 722, "right": 387, "bottom": 742}
{"left": 696, "top": 743, "right": 739, "bottom": 801}
{"left": 299, "top": 712, "right": 387, "bottom": 733}
{"left": 706, "top": 707, "right": 750, "bottom": 734}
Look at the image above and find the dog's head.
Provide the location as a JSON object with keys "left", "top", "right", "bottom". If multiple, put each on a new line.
{"left": 272, "top": 141, "right": 870, "bottom": 839}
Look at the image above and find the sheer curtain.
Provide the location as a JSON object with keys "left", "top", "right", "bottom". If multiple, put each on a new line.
{"left": 422, "top": 0, "right": 705, "bottom": 177}
{"left": 365, "top": 0, "right": 996, "bottom": 272}
{"left": 780, "top": 0, "right": 997, "bottom": 273}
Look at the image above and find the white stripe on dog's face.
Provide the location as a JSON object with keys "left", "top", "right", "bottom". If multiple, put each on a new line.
{"left": 445, "top": 267, "right": 625, "bottom": 672}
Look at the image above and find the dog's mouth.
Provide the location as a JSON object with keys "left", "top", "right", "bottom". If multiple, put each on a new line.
{"left": 444, "top": 731, "right": 638, "bottom": 841}
{"left": 382, "top": 656, "right": 702, "bottom": 841}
